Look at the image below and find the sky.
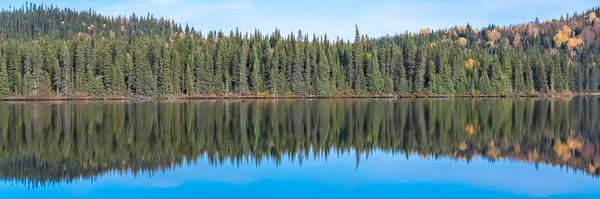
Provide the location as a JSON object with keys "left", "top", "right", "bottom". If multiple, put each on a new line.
{"left": 0, "top": 0, "right": 598, "bottom": 40}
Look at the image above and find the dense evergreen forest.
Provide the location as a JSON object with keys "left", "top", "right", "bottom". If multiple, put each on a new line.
{"left": 1, "top": 4, "right": 600, "bottom": 98}
{"left": 1, "top": 98, "right": 599, "bottom": 187}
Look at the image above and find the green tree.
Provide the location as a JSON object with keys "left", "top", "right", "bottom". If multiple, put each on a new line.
{"left": 366, "top": 51, "right": 384, "bottom": 94}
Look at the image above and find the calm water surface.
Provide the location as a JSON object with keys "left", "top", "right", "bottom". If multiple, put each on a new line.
{"left": 1, "top": 98, "right": 600, "bottom": 198}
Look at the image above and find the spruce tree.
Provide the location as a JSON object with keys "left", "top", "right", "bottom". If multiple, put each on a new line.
{"left": 366, "top": 51, "right": 384, "bottom": 94}
{"left": 184, "top": 54, "right": 195, "bottom": 95}
{"left": 250, "top": 44, "right": 263, "bottom": 92}
{"left": 59, "top": 42, "right": 72, "bottom": 96}
{"left": 291, "top": 42, "right": 305, "bottom": 94}
{"left": 132, "top": 40, "right": 156, "bottom": 96}
{"left": 413, "top": 46, "right": 427, "bottom": 93}
{"left": 513, "top": 58, "right": 526, "bottom": 93}
{"left": 0, "top": 49, "right": 8, "bottom": 97}
{"left": 478, "top": 70, "right": 493, "bottom": 94}
{"left": 158, "top": 43, "right": 173, "bottom": 95}
{"left": 170, "top": 48, "right": 182, "bottom": 95}
{"left": 315, "top": 45, "right": 331, "bottom": 96}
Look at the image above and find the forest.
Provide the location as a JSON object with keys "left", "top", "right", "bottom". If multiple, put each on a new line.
{"left": 1, "top": 4, "right": 600, "bottom": 98}
{"left": 1, "top": 98, "right": 599, "bottom": 187}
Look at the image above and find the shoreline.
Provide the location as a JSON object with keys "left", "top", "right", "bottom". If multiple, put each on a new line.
{"left": 1, "top": 92, "right": 598, "bottom": 101}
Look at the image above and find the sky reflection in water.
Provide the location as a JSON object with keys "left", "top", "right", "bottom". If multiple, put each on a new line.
{"left": 2, "top": 151, "right": 600, "bottom": 199}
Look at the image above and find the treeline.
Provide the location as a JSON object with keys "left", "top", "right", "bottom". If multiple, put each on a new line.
{"left": 1, "top": 4, "right": 600, "bottom": 98}
{"left": 1, "top": 98, "right": 600, "bottom": 187}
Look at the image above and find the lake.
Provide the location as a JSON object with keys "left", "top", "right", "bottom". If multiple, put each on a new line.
{"left": 1, "top": 98, "right": 600, "bottom": 198}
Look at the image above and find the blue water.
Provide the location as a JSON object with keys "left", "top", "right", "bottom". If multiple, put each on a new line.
{"left": 2, "top": 151, "right": 599, "bottom": 199}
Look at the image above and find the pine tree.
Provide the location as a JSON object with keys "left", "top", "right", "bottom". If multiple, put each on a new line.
{"left": 132, "top": 40, "right": 156, "bottom": 96}
{"left": 427, "top": 60, "right": 438, "bottom": 93}
{"left": 74, "top": 37, "right": 87, "bottom": 94}
{"left": 0, "top": 48, "right": 8, "bottom": 97}
{"left": 451, "top": 48, "right": 468, "bottom": 94}
{"left": 6, "top": 44, "right": 22, "bottom": 95}
{"left": 291, "top": 42, "right": 305, "bottom": 94}
{"left": 170, "top": 47, "right": 182, "bottom": 95}
{"left": 124, "top": 53, "right": 135, "bottom": 94}
{"left": 213, "top": 40, "right": 226, "bottom": 94}
{"left": 524, "top": 63, "right": 535, "bottom": 94}
{"left": 250, "top": 44, "right": 263, "bottom": 92}
{"left": 51, "top": 55, "right": 61, "bottom": 95}
{"left": 184, "top": 53, "right": 195, "bottom": 95}
{"left": 270, "top": 44, "right": 285, "bottom": 94}
{"left": 513, "top": 58, "right": 526, "bottom": 93}
{"left": 366, "top": 51, "right": 384, "bottom": 94}
{"left": 413, "top": 46, "right": 426, "bottom": 93}
{"left": 478, "top": 70, "right": 493, "bottom": 94}
{"left": 404, "top": 39, "right": 416, "bottom": 91}
{"left": 158, "top": 43, "right": 173, "bottom": 95}
{"left": 235, "top": 41, "right": 249, "bottom": 94}
{"left": 315, "top": 45, "right": 331, "bottom": 96}
{"left": 534, "top": 56, "right": 548, "bottom": 92}
{"left": 59, "top": 42, "right": 72, "bottom": 96}
{"left": 438, "top": 49, "right": 455, "bottom": 94}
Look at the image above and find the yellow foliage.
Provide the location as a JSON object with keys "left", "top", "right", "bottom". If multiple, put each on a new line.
{"left": 589, "top": 12, "right": 597, "bottom": 23}
{"left": 419, "top": 28, "right": 430, "bottom": 35}
{"left": 429, "top": 42, "right": 436, "bottom": 48}
{"left": 459, "top": 142, "right": 468, "bottom": 151}
{"left": 567, "top": 139, "right": 582, "bottom": 150}
{"left": 553, "top": 139, "right": 572, "bottom": 161}
{"left": 527, "top": 149, "right": 539, "bottom": 161}
{"left": 553, "top": 30, "right": 570, "bottom": 47}
{"left": 486, "top": 41, "right": 495, "bottom": 48}
{"left": 512, "top": 33, "right": 521, "bottom": 48}
{"left": 567, "top": 37, "right": 583, "bottom": 49}
{"left": 465, "top": 58, "right": 478, "bottom": 71}
{"left": 486, "top": 29, "right": 501, "bottom": 42}
{"left": 486, "top": 141, "right": 500, "bottom": 159}
{"left": 458, "top": 37, "right": 468, "bottom": 47}
{"left": 589, "top": 164, "right": 597, "bottom": 174}
{"left": 256, "top": 92, "right": 271, "bottom": 97}
{"left": 562, "top": 25, "right": 572, "bottom": 37}
{"left": 465, "top": 123, "right": 475, "bottom": 135}
{"left": 82, "top": 22, "right": 86, "bottom": 27}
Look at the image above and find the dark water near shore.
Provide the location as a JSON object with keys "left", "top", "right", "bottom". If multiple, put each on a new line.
{"left": 1, "top": 98, "right": 600, "bottom": 198}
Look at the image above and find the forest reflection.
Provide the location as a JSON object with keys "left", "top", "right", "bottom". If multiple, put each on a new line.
{"left": 1, "top": 97, "right": 600, "bottom": 188}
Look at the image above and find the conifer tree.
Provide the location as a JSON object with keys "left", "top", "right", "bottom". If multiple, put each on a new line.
{"left": 59, "top": 42, "right": 72, "bottom": 96}
{"left": 315, "top": 45, "right": 331, "bottom": 96}
{"left": 0, "top": 49, "right": 8, "bottom": 97}
{"left": 366, "top": 51, "right": 384, "bottom": 94}
{"left": 250, "top": 44, "right": 263, "bottom": 92}
{"left": 513, "top": 58, "right": 526, "bottom": 93}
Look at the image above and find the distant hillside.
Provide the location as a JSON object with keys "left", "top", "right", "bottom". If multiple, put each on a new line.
{"left": 0, "top": 3, "right": 599, "bottom": 98}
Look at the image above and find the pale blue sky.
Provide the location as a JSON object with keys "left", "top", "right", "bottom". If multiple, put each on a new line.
{"left": 0, "top": 0, "right": 598, "bottom": 40}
